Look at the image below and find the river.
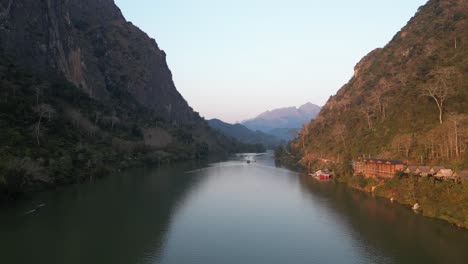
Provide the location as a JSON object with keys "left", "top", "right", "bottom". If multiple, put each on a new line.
{"left": 0, "top": 152, "right": 467, "bottom": 264}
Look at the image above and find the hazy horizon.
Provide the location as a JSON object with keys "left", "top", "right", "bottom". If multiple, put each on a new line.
{"left": 114, "top": 0, "right": 427, "bottom": 123}
{"left": 214, "top": 102, "right": 321, "bottom": 124}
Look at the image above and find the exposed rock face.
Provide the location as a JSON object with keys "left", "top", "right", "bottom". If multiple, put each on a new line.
{"left": 291, "top": 0, "right": 467, "bottom": 164}
{"left": 0, "top": 0, "right": 199, "bottom": 124}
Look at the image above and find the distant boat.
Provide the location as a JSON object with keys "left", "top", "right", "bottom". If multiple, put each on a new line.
{"left": 246, "top": 160, "right": 251, "bottom": 164}
{"left": 311, "top": 170, "right": 331, "bottom": 180}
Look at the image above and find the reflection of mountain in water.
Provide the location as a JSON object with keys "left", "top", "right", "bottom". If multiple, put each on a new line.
{"left": 0, "top": 162, "right": 207, "bottom": 264}
{"left": 1, "top": 156, "right": 467, "bottom": 264}
{"left": 298, "top": 175, "right": 468, "bottom": 264}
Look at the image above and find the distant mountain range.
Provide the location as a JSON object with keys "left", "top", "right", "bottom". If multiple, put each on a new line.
{"left": 242, "top": 103, "right": 321, "bottom": 140}
{"left": 208, "top": 119, "right": 284, "bottom": 149}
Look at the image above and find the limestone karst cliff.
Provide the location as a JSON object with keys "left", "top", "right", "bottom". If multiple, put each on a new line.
{"left": 0, "top": 0, "right": 198, "bottom": 124}
{"left": 290, "top": 0, "right": 467, "bottom": 167}
{"left": 0, "top": 0, "right": 253, "bottom": 199}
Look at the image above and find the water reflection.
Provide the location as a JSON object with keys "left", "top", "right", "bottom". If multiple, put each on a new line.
{"left": 298, "top": 175, "right": 468, "bottom": 264}
{"left": 0, "top": 161, "right": 207, "bottom": 264}
{"left": 0, "top": 154, "right": 466, "bottom": 264}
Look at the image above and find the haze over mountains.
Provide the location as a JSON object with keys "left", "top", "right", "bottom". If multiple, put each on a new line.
{"left": 207, "top": 119, "right": 284, "bottom": 149}
{"left": 242, "top": 103, "right": 321, "bottom": 140}
{"left": 207, "top": 102, "right": 320, "bottom": 147}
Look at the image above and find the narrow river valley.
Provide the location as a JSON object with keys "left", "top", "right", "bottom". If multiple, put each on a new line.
{"left": 1, "top": 153, "right": 467, "bottom": 264}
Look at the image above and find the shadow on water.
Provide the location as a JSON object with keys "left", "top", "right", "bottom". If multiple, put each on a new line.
{"left": 0, "top": 161, "right": 209, "bottom": 264}
{"left": 298, "top": 175, "right": 468, "bottom": 264}
{"left": 1, "top": 154, "right": 467, "bottom": 264}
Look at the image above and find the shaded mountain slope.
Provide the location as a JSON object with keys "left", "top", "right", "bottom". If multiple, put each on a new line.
{"left": 0, "top": 0, "right": 198, "bottom": 124}
{"left": 0, "top": 0, "right": 255, "bottom": 200}
{"left": 208, "top": 119, "right": 284, "bottom": 149}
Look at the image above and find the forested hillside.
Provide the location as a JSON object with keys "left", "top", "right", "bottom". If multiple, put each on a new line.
{"left": 0, "top": 0, "right": 255, "bottom": 200}
{"left": 208, "top": 119, "right": 283, "bottom": 149}
{"left": 291, "top": 0, "right": 467, "bottom": 169}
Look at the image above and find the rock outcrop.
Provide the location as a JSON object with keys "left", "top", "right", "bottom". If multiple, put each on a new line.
{"left": 0, "top": 0, "right": 199, "bottom": 124}
{"left": 291, "top": 0, "right": 467, "bottom": 165}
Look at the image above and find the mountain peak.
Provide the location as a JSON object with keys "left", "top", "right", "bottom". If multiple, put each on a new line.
{"left": 241, "top": 103, "right": 322, "bottom": 140}
{"left": 299, "top": 102, "right": 321, "bottom": 113}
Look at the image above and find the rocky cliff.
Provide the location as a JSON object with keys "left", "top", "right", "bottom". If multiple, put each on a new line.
{"left": 291, "top": 0, "right": 467, "bottom": 168}
{"left": 0, "top": 0, "right": 252, "bottom": 200}
{"left": 0, "top": 0, "right": 198, "bottom": 124}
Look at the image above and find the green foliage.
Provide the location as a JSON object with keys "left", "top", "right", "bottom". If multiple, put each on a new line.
{"left": 274, "top": 145, "right": 285, "bottom": 160}
{"left": 375, "top": 176, "right": 468, "bottom": 228}
{"left": 0, "top": 56, "right": 255, "bottom": 201}
{"left": 274, "top": 145, "right": 305, "bottom": 171}
{"left": 194, "top": 143, "right": 209, "bottom": 159}
{"left": 174, "top": 129, "right": 194, "bottom": 145}
{"left": 332, "top": 155, "right": 354, "bottom": 179}
{"left": 289, "top": 0, "right": 468, "bottom": 167}
{"left": 346, "top": 174, "right": 379, "bottom": 190}
{"left": 49, "top": 154, "right": 73, "bottom": 183}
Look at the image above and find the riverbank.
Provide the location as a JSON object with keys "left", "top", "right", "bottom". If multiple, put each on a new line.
{"left": 0, "top": 151, "right": 230, "bottom": 203}
{"left": 3, "top": 155, "right": 468, "bottom": 263}
{"left": 336, "top": 174, "right": 468, "bottom": 229}
{"left": 275, "top": 152, "right": 468, "bottom": 229}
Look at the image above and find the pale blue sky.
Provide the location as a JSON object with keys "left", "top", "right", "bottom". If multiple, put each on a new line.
{"left": 114, "top": 0, "right": 427, "bottom": 123}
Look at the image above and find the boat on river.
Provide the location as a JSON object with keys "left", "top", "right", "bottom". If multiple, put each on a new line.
{"left": 310, "top": 170, "right": 332, "bottom": 181}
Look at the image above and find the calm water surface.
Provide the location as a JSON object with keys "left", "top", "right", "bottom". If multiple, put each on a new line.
{"left": 0, "top": 153, "right": 467, "bottom": 264}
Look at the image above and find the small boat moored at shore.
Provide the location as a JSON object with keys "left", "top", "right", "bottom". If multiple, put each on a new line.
{"left": 310, "top": 170, "right": 332, "bottom": 180}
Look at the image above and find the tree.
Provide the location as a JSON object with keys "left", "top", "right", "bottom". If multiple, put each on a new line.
{"left": 333, "top": 123, "right": 347, "bottom": 150}
{"left": 94, "top": 111, "right": 102, "bottom": 125}
{"left": 392, "top": 134, "right": 413, "bottom": 158}
{"left": 34, "top": 84, "right": 45, "bottom": 106}
{"left": 299, "top": 124, "right": 310, "bottom": 148}
{"left": 447, "top": 114, "right": 466, "bottom": 159}
{"left": 377, "top": 95, "right": 387, "bottom": 120}
{"left": 34, "top": 104, "right": 55, "bottom": 145}
{"left": 423, "top": 67, "right": 458, "bottom": 124}
{"left": 361, "top": 106, "right": 374, "bottom": 129}
{"left": 377, "top": 78, "right": 392, "bottom": 121}
{"left": 0, "top": 0, "right": 14, "bottom": 21}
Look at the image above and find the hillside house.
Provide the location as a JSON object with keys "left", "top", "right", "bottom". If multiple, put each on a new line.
{"left": 353, "top": 159, "right": 404, "bottom": 178}
{"left": 430, "top": 166, "right": 445, "bottom": 175}
{"left": 417, "top": 166, "right": 431, "bottom": 177}
{"left": 405, "top": 166, "right": 419, "bottom": 175}
{"left": 435, "top": 169, "right": 454, "bottom": 179}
